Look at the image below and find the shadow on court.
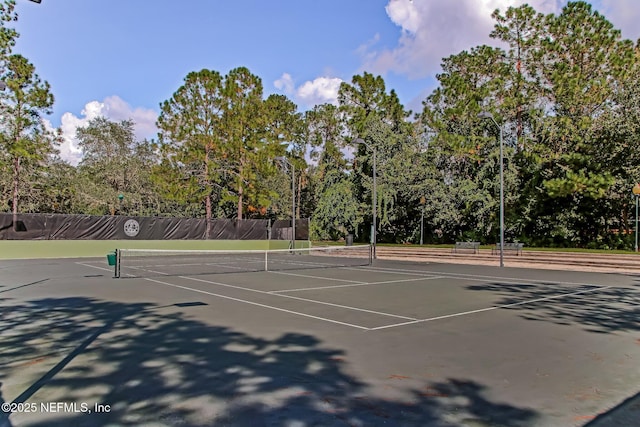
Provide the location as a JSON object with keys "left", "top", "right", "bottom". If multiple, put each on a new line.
{"left": 584, "top": 390, "right": 640, "bottom": 426}
{"left": 0, "top": 296, "right": 538, "bottom": 427}
{"left": 466, "top": 282, "right": 640, "bottom": 334}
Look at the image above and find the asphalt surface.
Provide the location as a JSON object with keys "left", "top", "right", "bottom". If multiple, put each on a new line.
{"left": 1, "top": 257, "right": 639, "bottom": 426}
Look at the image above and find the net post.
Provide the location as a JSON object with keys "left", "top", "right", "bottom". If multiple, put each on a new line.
{"left": 264, "top": 249, "right": 268, "bottom": 272}
{"left": 267, "top": 219, "right": 272, "bottom": 242}
{"left": 114, "top": 249, "right": 120, "bottom": 278}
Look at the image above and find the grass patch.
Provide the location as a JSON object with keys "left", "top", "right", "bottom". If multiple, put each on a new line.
{"left": 0, "top": 240, "right": 310, "bottom": 260}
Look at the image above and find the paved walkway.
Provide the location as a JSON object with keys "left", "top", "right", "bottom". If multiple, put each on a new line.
{"left": 376, "top": 246, "right": 640, "bottom": 274}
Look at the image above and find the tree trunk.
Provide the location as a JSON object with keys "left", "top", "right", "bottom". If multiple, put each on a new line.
{"left": 237, "top": 184, "right": 243, "bottom": 220}
{"left": 296, "top": 174, "right": 302, "bottom": 219}
{"left": 237, "top": 164, "right": 244, "bottom": 220}
{"left": 204, "top": 145, "right": 211, "bottom": 239}
{"left": 12, "top": 156, "right": 20, "bottom": 232}
{"left": 205, "top": 194, "right": 212, "bottom": 239}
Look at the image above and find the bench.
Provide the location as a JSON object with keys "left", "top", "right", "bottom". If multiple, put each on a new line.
{"left": 452, "top": 241, "right": 480, "bottom": 254}
{"left": 492, "top": 242, "right": 524, "bottom": 255}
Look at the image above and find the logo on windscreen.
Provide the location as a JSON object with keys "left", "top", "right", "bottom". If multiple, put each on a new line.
{"left": 124, "top": 219, "right": 140, "bottom": 237}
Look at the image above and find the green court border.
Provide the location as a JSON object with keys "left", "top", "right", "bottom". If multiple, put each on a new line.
{"left": 0, "top": 240, "right": 310, "bottom": 260}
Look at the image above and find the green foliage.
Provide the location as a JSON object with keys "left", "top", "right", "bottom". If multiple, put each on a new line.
{"left": 310, "top": 170, "right": 364, "bottom": 241}
{"left": 0, "top": 53, "right": 57, "bottom": 219}
{"left": 156, "top": 67, "right": 302, "bottom": 223}
{"left": 0, "top": 0, "right": 17, "bottom": 58}
{"left": 543, "top": 170, "right": 615, "bottom": 199}
{"left": 75, "top": 117, "right": 158, "bottom": 215}
{"left": 338, "top": 72, "right": 414, "bottom": 242}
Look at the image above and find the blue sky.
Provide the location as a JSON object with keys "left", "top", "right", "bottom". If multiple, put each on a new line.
{"left": 11, "top": 0, "right": 639, "bottom": 164}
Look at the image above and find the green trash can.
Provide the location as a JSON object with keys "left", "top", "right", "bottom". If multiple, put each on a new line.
{"left": 345, "top": 234, "right": 354, "bottom": 246}
{"left": 106, "top": 251, "right": 117, "bottom": 266}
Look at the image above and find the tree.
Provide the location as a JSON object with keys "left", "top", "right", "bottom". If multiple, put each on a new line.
{"left": 304, "top": 103, "right": 347, "bottom": 219}
{"left": 254, "top": 93, "right": 303, "bottom": 219}
{"left": 28, "top": 157, "right": 82, "bottom": 214}
{"left": 338, "top": 72, "right": 413, "bottom": 242}
{"left": 490, "top": 4, "right": 547, "bottom": 145}
{"left": 0, "top": 53, "right": 56, "bottom": 228}
{"left": 221, "top": 67, "right": 287, "bottom": 220}
{"left": 0, "top": 0, "right": 17, "bottom": 60}
{"left": 413, "top": 1, "right": 640, "bottom": 247}
{"left": 76, "top": 117, "right": 157, "bottom": 215}
{"left": 157, "top": 67, "right": 301, "bottom": 224}
{"left": 156, "top": 69, "right": 225, "bottom": 233}
{"left": 522, "top": 2, "right": 636, "bottom": 246}
{"left": 311, "top": 169, "right": 364, "bottom": 241}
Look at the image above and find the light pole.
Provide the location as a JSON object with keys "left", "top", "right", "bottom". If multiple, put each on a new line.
{"left": 420, "top": 196, "right": 426, "bottom": 245}
{"left": 633, "top": 184, "right": 640, "bottom": 252}
{"left": 353, "top": 138, "right": 377, "bottom": 259}
{"left": 276, "top": 156, "right": 295, "bottom": 250}
{"left": 478, "top": 111, "right": 504, "bottom": 268}
{"left": 118, "top": 194, "right": 124, "bottom": 215}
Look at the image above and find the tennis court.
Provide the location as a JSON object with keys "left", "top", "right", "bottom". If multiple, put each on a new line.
{"left": 1, "top": 249, "right": 639, "bottom": 426}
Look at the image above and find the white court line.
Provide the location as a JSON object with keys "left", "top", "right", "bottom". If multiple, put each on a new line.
{"left": 369, "top": 285, "right": 612, "bottom": 331}
{"left": 181, "top": 276, "right": 415, "bottom": 320}
{"left": 269, "top": 274, "right": 444, "bottom": 293}
{"left": 76, "top": 262, "right": 112, "bottom": 273}
{"left": 133, "top": 267, "right": 169, "bottom": 276}
{"left": 144, "top": 278, "right": 370, "bottom": 330}
{"left": 347, "top": 266, "right": 602, "bottom": 288}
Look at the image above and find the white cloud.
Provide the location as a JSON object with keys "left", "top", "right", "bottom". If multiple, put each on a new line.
{"left": 274, "top": 73, "right": 295, "bottom": 94}
{"left": 386, "top": 0, "right": 421, "bottom": 34}
{"left": 52, "top": 96, "right": 158, "bottom": 166}
{"left": 296, "top": 77, "right": 343, "bottom": 106}
{"left": 366, "top": 0, "right": 564, "bottom": 79}
{"left": 273, "top": 75, "right": 343, "bottom": 108}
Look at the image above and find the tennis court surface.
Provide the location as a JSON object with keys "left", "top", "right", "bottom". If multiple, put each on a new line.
{"left": 1, "top": 251, "right": 639, "bottom": 426}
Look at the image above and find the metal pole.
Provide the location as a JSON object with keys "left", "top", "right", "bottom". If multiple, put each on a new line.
{"left": 352, "top": 138, "right": 377, "bottom": 258}
{"left": 499, "top": 125, "right": 504, "bottom": 268}
{"left": 478, "top": 112, "right": 505, "bottom": 268}
{"left": 420, "top": 206, "right": 424, "bottom": 245}
{"left": 372, "top": 148, "right": 377, "bottom": 259}
{"left": 292, "top": 162, "right": 295, "bottom": 250}
{"left": 635, "top": 194, "right": 638, "bottom": 252}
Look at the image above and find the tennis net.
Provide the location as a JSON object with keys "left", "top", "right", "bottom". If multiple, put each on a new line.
{"left": 114, "top": 244, "right": 372, "bottom": 278}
